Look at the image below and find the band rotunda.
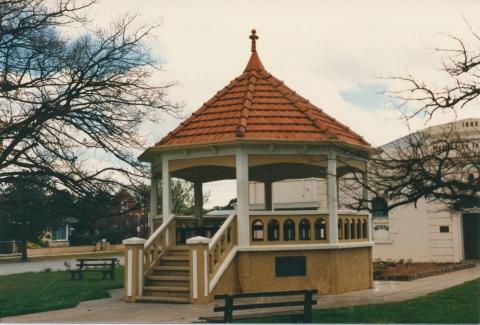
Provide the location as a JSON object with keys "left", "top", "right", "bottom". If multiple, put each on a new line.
{"left": 123, "top": 30, "right": 376, "bottom": 304}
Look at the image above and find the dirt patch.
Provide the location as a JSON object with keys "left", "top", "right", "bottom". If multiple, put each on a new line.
{"left": 374, "top": 261, "right": 476, "bottom": 281}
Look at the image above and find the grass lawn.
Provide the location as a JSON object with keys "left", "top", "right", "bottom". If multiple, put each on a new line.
{"left": 0, "top": 266, "right": 124, "bottom": 317}
{"left": 239, "top": 278, "right": 480, "bottom": 324}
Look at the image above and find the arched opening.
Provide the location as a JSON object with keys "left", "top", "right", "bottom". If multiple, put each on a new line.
{"left": 299, "top": 219, "right": 311, "bottom": 240}
{"left": 267, "top": 219, "right": 280, "bottom": 241}
{"left": 314, "top": 218, "right": 327, "bottom": 240}
{"left": 283, "top": 219, "right": 295, "bottom": 241}
{"left": 344, "top": 219, "right": 350, "bottom": 239}
{"left": 252, "top": 220, "right": 264, "bottom": 241}
{"left": 362, "top": 219, "right": 368, "bottom": 239}
{"left": 356, "top": 219, "right": 362, "bottom": 239}
{"left": 350, "top": 219, "right": 356, "bottom": 239}
{"left": 338, "top": 219, "right": 343, "bottom": 239}
{"left": 372, "top": 197, "right": 389, "bottom": 218}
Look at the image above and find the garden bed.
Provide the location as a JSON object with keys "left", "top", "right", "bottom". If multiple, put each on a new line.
{"left": 373, "top": 261, "right": 476, "bottom": 281}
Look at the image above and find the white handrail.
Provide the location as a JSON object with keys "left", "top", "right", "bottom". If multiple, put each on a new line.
{"left": 209, "top": 245, "right": 238, "bottom": 293}
{"left": 209, "top": 213, "right": 236, "bottom": 250}
{"left": 144, "top": 215, "right": 175, "bottom": 249}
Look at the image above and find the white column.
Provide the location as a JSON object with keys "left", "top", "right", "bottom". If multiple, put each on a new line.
{"left": 149, "top": 175, "right": 158, "bottom": 233}
{"left": 162, "top": 156, "right": 171, "bottom": 223}
{"left": 327, "top": 152, "right": 338, "bottom": 244}
{"left": 236, "top": 149, "right": 249, "bottom": 246}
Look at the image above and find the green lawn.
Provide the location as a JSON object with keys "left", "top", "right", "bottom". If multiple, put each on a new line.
{"left": 239, "top": 278, "right": 480, "bottom": 324}
{"left": 0, "top": 266, "right": 124, "bottom": 317}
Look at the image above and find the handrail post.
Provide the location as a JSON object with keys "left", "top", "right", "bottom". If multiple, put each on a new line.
{"left": 303, "top": 289, "right": 313, "bottom": 323}
{"left": 122, "top": 237, "right": 146, "bottom": 302}
{"left": 187, "top": 236, "right": 211, "bottom": 304}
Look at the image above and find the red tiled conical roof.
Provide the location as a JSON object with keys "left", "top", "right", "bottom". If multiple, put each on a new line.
{"left": 156, "top": 30, "right": 370, "bottom": 148}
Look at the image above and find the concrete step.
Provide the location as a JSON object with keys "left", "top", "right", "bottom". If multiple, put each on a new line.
{"left": 145, "top": 280, "right": 190, "bottom": 287}
{"left": 162, "top": 255, "right": 189, "bottom": 261}
{"left": 145, "top": 275, "right": 190, "bottom": 282}
{"left": 153, "top": 269, "right": 189, "bottom": 277}
{"left": 153, "top": 265, "right": 189, "bottom": 271}
{"left": 136, "top": 295, "right": 190, "bottom": 303}
{"left": 144, "top": 285, "right": 190, "bottom": 292}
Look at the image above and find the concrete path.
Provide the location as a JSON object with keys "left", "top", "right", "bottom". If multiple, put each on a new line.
{"left": 2, "top": 264, "right": 479, "bottom": 323}
{"left": 0, "top": 254, "right": 124, "bottom": 276}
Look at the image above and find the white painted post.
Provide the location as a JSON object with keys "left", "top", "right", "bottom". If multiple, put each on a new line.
{"left": 187, "top": 236, "right": 211, "bottom": 304}
{"left": 122, "top": 237, "right": 146, "bottom": 302}
{"left": 327, "top": 152, "right": 338, "bottom": 244}
{"left": 362, "top": 169, "right": 373, "bottom": 241}
{"left": 162, "top": 156, "right": 171, "bottom": 223}
{"left": 149, "top": 176, "right": 158, "bottom": 234}
{"left": 236, "top": 149, "right": 249, "bottom": 246}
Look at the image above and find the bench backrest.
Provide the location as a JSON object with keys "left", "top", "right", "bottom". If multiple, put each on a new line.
{"left": 214, "top": 289, "right": 318, "bottom": 323}
{"left": 76, "top": 258, "right": 118, "bottom": 268}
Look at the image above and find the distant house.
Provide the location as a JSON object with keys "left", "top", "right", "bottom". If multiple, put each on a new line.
{"left": 95, "top": 189, "right": 148, "bottom": 240}
{"left": 43, "top": 217, "right": 79, "bottom": 247}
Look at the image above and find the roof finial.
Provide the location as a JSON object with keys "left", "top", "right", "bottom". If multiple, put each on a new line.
{"left": 249, "top": 29, "right": 259, "bottom": 52}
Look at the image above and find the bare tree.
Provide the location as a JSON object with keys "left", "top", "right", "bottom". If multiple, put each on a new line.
{"left": 341, "top": 24, "right": 480, "bottom": 212}
{"left": 390, "top": 20, "right": 480, "bottom": 120}
{"left": 0, "top": 0, "right": 179, "bottom": 195}
{"left": 341, "top": 125, "right": 480, "bottom": 213}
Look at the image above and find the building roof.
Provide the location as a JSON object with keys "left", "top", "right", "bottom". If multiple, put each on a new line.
{"left": 155, "top": 30, "right": 370, "bottom": 149}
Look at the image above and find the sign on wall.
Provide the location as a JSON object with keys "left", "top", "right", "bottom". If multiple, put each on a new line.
{"left": 275, "top": 256, "right": 306, "bottom": 277}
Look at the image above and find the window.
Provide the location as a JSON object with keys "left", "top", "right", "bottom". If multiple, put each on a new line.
{"left": 338, "top": 219, "right": 343, "bottom": 239}
{"left": 344, "top": 219, "right": 350, "bottom": 239}
{"left": 356, "top": 219, "right": 362, "bottom": 239}
{"left": 299, "top": 219, "right": 311, "bottom": 240}
{"left": 283, "top": 219, "right": 295, "bottom": 241}
{"left": 440, "top": 226, "right": 449, "bottom": 233}
{"left": 372, "top": 197, "right": 389, "bottom": 218}
{"left": 351, "top": 220, "right": 356, "bottom": 239}
{"left": 267, "top": 220, "right": 280, "bottom": 241}
{"left": 362, "top": 219, "right": 368, "bottom": 239}
{"left": 52, "top": 224, "right": 67, "bottom": 241}
{"left": 314, "top": 219, "right": 327, "bottom": 240}
{"left": 252, "top": 220, "right": 264, "bottom": 241}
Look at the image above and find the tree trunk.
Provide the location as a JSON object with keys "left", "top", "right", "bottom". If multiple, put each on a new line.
{"left": 20, "top": 239, "right": 28, "bottom": 262}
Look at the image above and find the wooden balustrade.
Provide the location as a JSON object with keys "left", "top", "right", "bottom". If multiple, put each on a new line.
{"left": 143, "top": 216, "right": 176, "bottom": 273}
{"left": 207, "top": 213, "right": 237, "bottom": 281}
{"left": 249, "top": 212, "right": 369, "bottom": 245}
{"left": 249, "top": 214, "right": 329, "bottom": 245}
{"left": 338, "top": 214, "right": 369, "bottom": 242}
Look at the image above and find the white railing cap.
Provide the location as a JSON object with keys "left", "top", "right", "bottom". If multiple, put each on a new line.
{"left": 186, "top": 236, "right": 211, "bottom": 245}
{"left": 122, "top": 237, "right": 146, "bottom": 245}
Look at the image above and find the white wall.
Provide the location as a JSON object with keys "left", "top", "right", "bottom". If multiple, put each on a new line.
{"left": 249, "top": 178, "right": 327, "bottom": 209}
{"left": 373, "top": 198, "right": 463, "bottom": 262}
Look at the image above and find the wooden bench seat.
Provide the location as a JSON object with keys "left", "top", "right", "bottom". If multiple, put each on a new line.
{"left": 70, "top": 258, "right": 118, "bottom": 280}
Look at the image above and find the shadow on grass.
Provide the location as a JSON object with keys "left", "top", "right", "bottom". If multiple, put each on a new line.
{"left": 0, "top": 266, "right": 124, "bottom": 317}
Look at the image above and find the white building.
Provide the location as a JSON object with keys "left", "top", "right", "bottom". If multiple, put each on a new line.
{"left": 249, "top": 118, "right": 480, "bottom": 262}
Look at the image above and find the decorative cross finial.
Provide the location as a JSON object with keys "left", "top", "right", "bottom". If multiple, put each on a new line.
{"left": 249, "top": 29, "right": 259, "bottom": 52}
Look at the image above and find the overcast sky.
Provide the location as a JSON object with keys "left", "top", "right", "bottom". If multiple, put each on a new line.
{"left": 87, "top": 0, "right": 479, "bottom": 208}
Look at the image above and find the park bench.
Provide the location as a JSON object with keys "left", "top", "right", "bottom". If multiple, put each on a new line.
{"left": 203, "top": 289, "right": 318, "bottom": 323}
{"left": 70, "top": 258, "right": 118, "bottom": 280}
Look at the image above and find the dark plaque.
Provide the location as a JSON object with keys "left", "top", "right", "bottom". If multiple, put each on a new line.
{"left": 275, "top": 256, "right": 306, "bottom": 277}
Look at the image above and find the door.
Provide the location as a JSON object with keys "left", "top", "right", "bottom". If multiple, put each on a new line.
{"left": 463, "top": 214, "right": 480, "bottom": 260}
